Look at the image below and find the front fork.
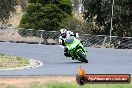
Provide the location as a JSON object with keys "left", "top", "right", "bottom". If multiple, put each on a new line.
{"left": 76, "top": 43, "right": 87, "bottom": 58}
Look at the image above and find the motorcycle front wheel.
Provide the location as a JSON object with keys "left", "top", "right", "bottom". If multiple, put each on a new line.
{"left": 78, "top": 51, "right": 88, "bottom": 63}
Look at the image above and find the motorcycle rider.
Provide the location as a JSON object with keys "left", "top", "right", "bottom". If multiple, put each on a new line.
{"left": 59, "top": 28, "right": 80, "bottom": 58}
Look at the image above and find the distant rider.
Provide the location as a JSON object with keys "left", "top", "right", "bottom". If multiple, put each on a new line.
{"left": 59, "top": 28, "right": 80, "bottom": 58}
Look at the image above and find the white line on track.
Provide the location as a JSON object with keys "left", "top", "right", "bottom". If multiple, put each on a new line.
{"left": 0, "top": 59, "right": 43, "bottom": 71}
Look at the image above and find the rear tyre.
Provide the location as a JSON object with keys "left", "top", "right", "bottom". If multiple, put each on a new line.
{"left": 78, "top": 51, "right": 88, "bottom": 63}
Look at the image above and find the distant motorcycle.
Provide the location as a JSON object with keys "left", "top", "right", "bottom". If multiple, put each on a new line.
{"left": 65, "top": 36, "right": 88, "bottom": 63}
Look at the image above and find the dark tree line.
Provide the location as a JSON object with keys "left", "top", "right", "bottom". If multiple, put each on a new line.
{"left": 84, "top": 0, "right": 132, "bottom": 37}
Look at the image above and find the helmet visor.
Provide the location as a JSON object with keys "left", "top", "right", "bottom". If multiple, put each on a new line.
{"left": 61, "top": 33, "right": 66, "bottom": 38}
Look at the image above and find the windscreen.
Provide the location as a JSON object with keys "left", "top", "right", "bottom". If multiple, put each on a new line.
{"left": 65, "top": 36, "right": 74, "bottom": 44}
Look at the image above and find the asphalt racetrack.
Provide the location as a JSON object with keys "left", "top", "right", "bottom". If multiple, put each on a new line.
{"left": 0, "top": 42, "right": 132, "bottom": 76}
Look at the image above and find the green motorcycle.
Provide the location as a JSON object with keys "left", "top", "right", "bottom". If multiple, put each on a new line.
{"left": 65, "top": 36, "right": 88, "bottom": 63}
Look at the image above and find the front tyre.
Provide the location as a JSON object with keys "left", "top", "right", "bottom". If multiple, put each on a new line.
{"left": 78, "top": 51, "right": 88, "bottom": 63}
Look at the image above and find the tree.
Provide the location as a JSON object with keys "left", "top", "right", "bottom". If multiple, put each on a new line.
{"left": 112, "top": 0, "right": 132, "bottom": 37}
{"left": 19, "top": 0, "right": 72, "bottom": 31}
{"left": 84, "top": 0, "right": 132, "bottom": 37}
{"left": 0, "top": 0, "right": 16, "bottom": 23}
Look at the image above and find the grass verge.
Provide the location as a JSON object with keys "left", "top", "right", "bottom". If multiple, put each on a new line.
{"left": 3, "top": 81, "right": 132, "bottom": 88}
{"left": 0, "top": 52, "right": 29, "bottom": 69}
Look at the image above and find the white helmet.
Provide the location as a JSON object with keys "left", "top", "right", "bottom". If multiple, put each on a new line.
{"left": 60, "top": 28, "right": 67, "bottom": 34}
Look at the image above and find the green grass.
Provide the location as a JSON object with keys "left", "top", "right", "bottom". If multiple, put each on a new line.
{"left": 5, "top": 85, "right": 17, "bottom": 88}
{"left": 44, "top": 82, "right": 132, "bottom": 88}
{"left": 0, "top": 52, "right": 5, "bottom": 56}
{"left": 4, "top": 82, "right": 132, "bottom": 88}
{"left": 0, "top": 52, "right": 29, "bottom": 68}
